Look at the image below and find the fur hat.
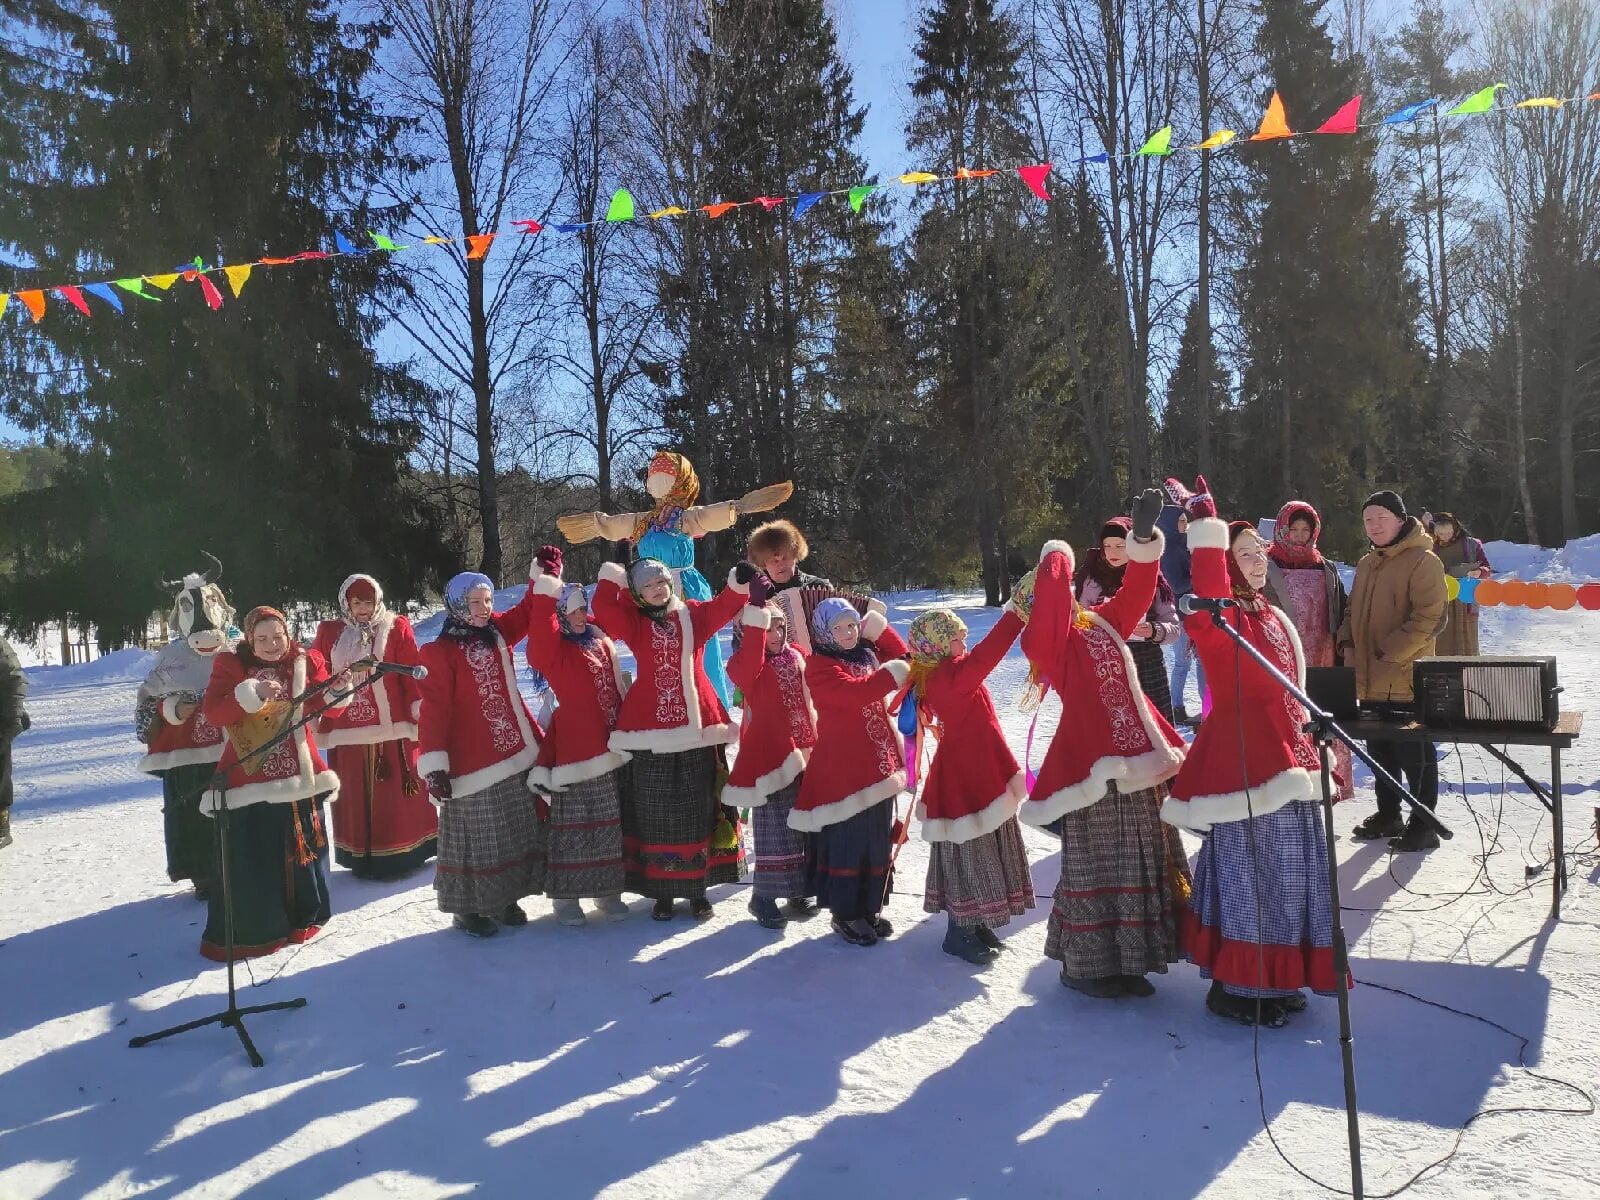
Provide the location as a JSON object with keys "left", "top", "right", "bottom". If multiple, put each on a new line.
{"left": 747, "top": 518, "right": 809, "bottom": 565}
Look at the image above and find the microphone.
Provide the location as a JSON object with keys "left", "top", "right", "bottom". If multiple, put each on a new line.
{"left": 371, "top": 661, "right": 429, "bottom": 680}
{"left": 1178, "top": 594, "right": 1236, "bottom": 616}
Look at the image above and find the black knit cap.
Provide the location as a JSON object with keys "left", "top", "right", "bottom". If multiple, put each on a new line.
{"left": 1362, "top": 490, "right": 1407, "bottom": 520}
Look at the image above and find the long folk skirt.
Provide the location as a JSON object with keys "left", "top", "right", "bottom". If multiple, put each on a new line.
{"left": 1130, "top": 641, "right": 1175, "bottom": 725}
{"left": 329, "top": 740, "right": 438, "bottom": 880}
{"left": 200, "top": 795, "right": 331, "bottom": 962}
{"left": 751, "top": 778, "right": 811, "bottom": 901}
{"left": 623, "top": 748, "right": 746, "bottom": 901}
{"left": 812, "top": 798, "right": 894, "bottom": 921}
{"left": 545, "top": 768, "right": 626, "bottom": 900}
{"left": 1045, "top": 782, "right": 1183, "bottom": 981}
{"left": 434, "top": 772, "right": 547, "bottom": 916}
{"left": 924, "top": 817, "right": 1036, "bottom": 929}
{"left": 161, "top": 762, "right": 217, "bottom": 888}
{"left": 1182, "top": 799, "right": 1341, "bottom": 998}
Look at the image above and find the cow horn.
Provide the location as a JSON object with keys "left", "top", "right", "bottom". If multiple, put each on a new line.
{"left": 158, "top": 576, "right": 183, "bottom": 592}
{"left": 201, "top": 551, "right": 222, "bottom": 585}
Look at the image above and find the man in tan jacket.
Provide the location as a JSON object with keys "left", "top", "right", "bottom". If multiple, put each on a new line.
{"left": 1337, "top": 490, "right": 1448, "bottom": 851}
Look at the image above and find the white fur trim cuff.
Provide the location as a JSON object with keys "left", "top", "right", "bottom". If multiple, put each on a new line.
{"left": 786, "top": 771, "right": 905, "bottom": 833}
{"left": 161, "top": 695, "right": 186, "bottom": 725}
{"left": 528, "top": 749, "right": 631, "bottom": 793}
{"left": 234, "top": 679, "right": 268, "bottom": 715}
{"left": 866, "top": 596, "right": 887, "bottom": 616}
{"left": 741, "top": 605, "right": 773, "bottom": 630}
{"left": 880, "top": 659, "right": 910, "bottom": 687}
{"left": 917, "top": 773, "right": 1027, "bottom": 844}
{"left": 532, "top": 573, "right": 563, "bottom": 598}
{"left": 1125, "top": 527, "right": 1165, "bottom": 564}
{"left": 201, "top": 769, "right": 341, "bottom": 814}
{"left": 722, "top": 747, "right": 807, "bottom": 809}
{"left": 725, "top": 568, "right": 751, "bottom": 594}
{"left": 417, "top": 751, "right": 450, "bottom": 777}
{"left": 139, "top": 744, "right": 225, "bottom": 774}
{"left": 1164, "top": 768, "right": 1317, "bottom": 832}
{"left": 1020, "top": 745, "right": 1186, "bottom": 826}
{"left": 1041, "top": 539, "right": 1074, "bottom": 563}
{"left": 1186, "top": 517, "right": 1229, "bottom": 552}
{"left": 598, "top": 561, "right": 628, "bottom": 587}
{"left": 861, "top": 611, "right": 888, "bottom": 641}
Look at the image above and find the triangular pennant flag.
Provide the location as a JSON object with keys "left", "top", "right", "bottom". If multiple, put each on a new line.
{"left": 1314, "top": 94, "right": 1362, "bottom": 134}
{"left": 17, "top": 290, "right": 44, "bottom": 322}
{"left": 292, "top": 250, "right": 330, "bottom": 261}
{"left": 649, "top": 206, "right": 687, "bottom": 219}
{"left": 899, "top": 171, "right": 939, "bottom": 184}
{"left": 423, "top": 235, "right": 451, "bottom": 244}
{"left": 0, "top": 294, "right": 8, "bottom": 320}
{"left": 1017, "top": 163, "right": 1053, "bottom": 200}
{"left": 85, "top": 283, "right": 124, "bottom": 313}
{"left": 1515, "top": 97, "right": 1564, "bottom": 109}
{"left": 511, "top": 220, "right": 543, "bottom": 235}
{"left": 605, "top": 188, "right": 636, "bottom": 221}
{"left": 194, "top": 274, "right": 224, "bottom": 310}
{"left": 334, "top": 231, "right": 364, "bottom": 255}
{"left": 1194, "top": 129, "right": 1236, "bottom": 150}
{"left": 702, "top": 202, "right": 737, "bottom": 218}
{"left": 753, "top": 195, "right": 786, "bottom": 210}
{"left": 369, "top": 231, "right": 406, "bottom": 251}
{"left": 145, "top": 273, "right": 180, "bottom": 291}
{"left": 1137, "top": 125, "right": 1173, "bottom": 156}
{"left": 955, "top": 167, "right": 999, "bottom": 179}
{"left": 257, "top": 256, "right": 299, "bottom": 265}
{"left": 1250, "top": 90, "right": 1293, "bottom": 140}
{"left": 56, "top": 286, "right": 91, "bottom": 317}
{"left": 1447, "top": 83, "right": 1505, "bottom": 115}
{"left": 114, "top": 277, "right": 158, "bottom": 301}
{"left": 792, "top": 192, "right": 826, "bottom": 220}
{"left": 225, "top": 265, "right": 253, "bottom": 297}
{"left": 1382, "top": 98, "right": 1437, "bottom": 125}
{"left": 1079, "top": 152, "right": 1109, "bottom": 165}
{"left": 847, "top": 185, "right": 876, "bottom": 212}
{"left": 465, "top": 233, "right": 497, "bottom": 260}
{"left": 553, "top": 223, "right": 588, "bottom": 233}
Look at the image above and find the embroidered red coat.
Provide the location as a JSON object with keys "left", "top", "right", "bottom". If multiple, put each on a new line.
{"left": 1162, "top": 517, "right": 1317, "bottom": 832}
{"left": 1018, "top": 531, "right": 1185, "bottom": 826}
{"left": 525, "top": 573, "right": 631, "bottom": 791}
{"left": 416, "top": 594, "right": 544, "bottom": 795}
{"left": 201, "top": 647, "right": 348, "bottom": 811}
{"left": 916, "top": 609, "right": 1027, "bottom": 844}
{"left": 592, "top": 562, "right": 748, "bottom": 754}
{"left": 790, "top": 611, "right": 910, "bottom": 833}
{"left": 141, "top": 695, "right": 228, "bottom": 773}
{"left": 311, "top": 584, "right": 422, "bottom": 748}
{"left": 724, "top": 605, "right": 816, "bottom": 807}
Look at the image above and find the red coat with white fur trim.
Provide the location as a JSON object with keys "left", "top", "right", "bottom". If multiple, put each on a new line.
{"left": 1162, "top": 517, "right": 1316, "bottom": 831}
{"left": 140, "top": 693, "right": 227, "bottom": 773}
{"left": 916, "top": 609, "right": 1027, "bottom": 843}
{"left": 790, "top": 614, "right": 910, "bottom": 832}
{"left": 1018, "top": 530, "right": 1185, "bottom": 826}
{"left": 725, "top": 605, "right": 815, "bottom": 807}
{"left": 524, "top": 574, "right": 631, "bottom": 791}
{"left": 201, "top": 647, "right": 347, "bottom": 811}
{"left": 311, "top": 612, "right": 422, "bottom": 748}
{"left": 416, "top": 595, "right": 544, "bottom": 795}
{"left": 592, "top": 562, "right": 747, "bottom": 753}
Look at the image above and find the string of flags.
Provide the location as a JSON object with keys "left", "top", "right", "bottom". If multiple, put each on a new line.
{"left": 1449, "top": 577, "right": 1600, "bottom": 610}
{"left": 4, "top": 83, "right": 1598, "bottom": 327}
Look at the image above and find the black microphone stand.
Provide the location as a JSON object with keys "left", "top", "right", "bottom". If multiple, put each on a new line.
{"left": 129, "top": 669, "right": 382, "bottom": 1068}
{"left": 1203, "top": 604, "right": 1453, "bottom": 1200}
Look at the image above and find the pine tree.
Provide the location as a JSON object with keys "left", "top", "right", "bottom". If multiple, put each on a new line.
{"left": 1157, "top": 297, "right": 1233, "bottom": 483}
{"left": 0, "top": 1, "right": 446, "bottom": 638}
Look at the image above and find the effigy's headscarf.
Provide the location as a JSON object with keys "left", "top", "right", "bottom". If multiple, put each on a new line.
{"left": 442, "top": 571, "right": 497, "bottom": 644}
{"left": 634, "top": 450, "right": 702, "bottom": 542}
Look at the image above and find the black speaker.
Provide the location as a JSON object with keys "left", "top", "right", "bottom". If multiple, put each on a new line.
{"left": 1414, "top": 656, "right": 1559, "bottom": 732}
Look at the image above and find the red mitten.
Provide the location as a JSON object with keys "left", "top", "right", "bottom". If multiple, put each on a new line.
{"left": 533, "top": 794, "right": 551, "bottom": 822}
{"left": 1185, "top": 475, "right": 1217, "bottom": 520}
{"left": 535, "top": 544, "right": 564, "bottom": 577}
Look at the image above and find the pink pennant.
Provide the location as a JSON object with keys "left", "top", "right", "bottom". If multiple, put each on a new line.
{"left": 753, "top": 195, "right": 786, "bottom": 210}
{"left": 1315, "top": 94, "right": 1362, "bottom": 134}
{"left": 56, "top": 286, "right": 91, "bottom": 317}
{"left": 194, "top": 274, "right": 224, "bottom": 310}
{"left": 513, "top": 219, "right": 544, "bottom": 235}
{"left": 1017, "top": 163, "right": 1053, "bottom": 200}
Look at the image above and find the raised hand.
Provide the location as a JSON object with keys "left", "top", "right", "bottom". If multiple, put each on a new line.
{"left": 1185, "top": 475, "right": 1217, "bottom": 520}
{"left": 534, "top": 544, "right": 564, "bottom": 578}
{"left": 1130, "top": 487, "right": 1165, "bottom": 541}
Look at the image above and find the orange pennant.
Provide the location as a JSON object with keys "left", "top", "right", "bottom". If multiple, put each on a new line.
{"left": 1251, "top": 90, "right": 1293, "bottom": 140}
{"left": 257, "top": 256, "right": 299, "bottom": 266}
{"left": 465, "top": 234, "right": 496, "bottom": 260}
{"left": 17, "top": 290, "right": 45, "bottom": 322}
{"left": 955, "top": 167, "right": 999, "bottom": 179}
{"left": 702, "top": 202, "right": 737, "bottom": 218}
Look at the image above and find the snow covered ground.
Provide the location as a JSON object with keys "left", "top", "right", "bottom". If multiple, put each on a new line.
{"left": 3, "top": 566, "right": 1600, "bottom": 1199}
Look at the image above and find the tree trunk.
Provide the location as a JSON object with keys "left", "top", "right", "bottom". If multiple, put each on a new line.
{"left": 1194, "top": 0, "right": 1213, "bottom": 477}
{"left": 468, "top": 257, "right": 501, "bottom": 581}
{"left": 1512, "top": 308, "right": 1540, "bottom": 544}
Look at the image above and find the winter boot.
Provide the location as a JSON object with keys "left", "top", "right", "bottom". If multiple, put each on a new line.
{"left": 1173, "top": 704, "right": 1193, "bottom": 728}
{"left": 1061, "top": 970, "right": 1122, "bottom": 999}
{"left": 784, "top": 896, "right": 819, "bottom": 920}
{"left": 869, "top": 915, "right": 893, "bottom": 939}
{"left": 597, "top": 895, "right": 630, "bottom": 922}
{"left": 652, "top": 898, "right": 675, "bottom": 921}
{"left": 690, "top": 897, "right": 714, "bottom": 921}
{"left": 453, "top": 913, "right": 498, "bottom": 938}
{"left": 973, "top": 925, "right": 1005, "bottom": 951}
{"left": 0, "top": 808, "right": 11, "bottom": 850}
{"left": 832, "top": 916, "right": 877, "bottom": 946}
{"left": 499, "top": 902, "right": 529, "bottom": 927}
{"left": 552, "top": 899, "right": 586, "bottom": 927}
{"left": 748, "top": 896, "right": 787, "bottom": 930}
{"left": 1119, "top": 975, "right": 1157, "bottom": 997}
{"left": 942, "top": 921, "right": 997, "bottom": 965}
{"left": 1280, "top": 990, "right": 1308, "bottom": 1013}
{"left": 1390, "top": 819, "right": 1440, "bottom": 853}
{"left": 1352, "top": 812, "right": 1405, "bottom": 841}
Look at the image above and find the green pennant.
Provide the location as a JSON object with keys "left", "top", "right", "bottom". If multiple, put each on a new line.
{"left": 369, "top": 231, "right": 407, "bottom": 251}
{"left": 113, "top": 277, "right": 159, "bottom": 301}
{"left": 1447, "top": 83, "right": 1506, "bottom": 115}
{"left": 1137, "top": 125, "right": 1173, "bottom": 156}
{"left": 848, "top": 184, "right": 877, "bottom": 213}
{"left": 605, "top": 188, "right": 636, "bottom": 222}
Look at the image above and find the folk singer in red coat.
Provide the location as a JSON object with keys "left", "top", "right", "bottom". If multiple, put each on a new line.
{"left": 907, "top": 607, "right": 1035, "bottom": 964}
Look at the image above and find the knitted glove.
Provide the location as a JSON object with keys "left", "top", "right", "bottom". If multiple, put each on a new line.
{"left": 746, "top": 571, "right": 771, "bottom": 608}
{"left": 1130, "top": 487, "right": 1165, "bottom": 541}
{"left": 534, "top": 544, "right": 563, "bottom": 578}
{"left": 426, "top": 770, "right": 452, "bottom": 801}
{"left": 733, "top": 561, "right": 759, "bottom": 586}
{"left": 1184, "top": 475, "right": 1217, "bottom": 520}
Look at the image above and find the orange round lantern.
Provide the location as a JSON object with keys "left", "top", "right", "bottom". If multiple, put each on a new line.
{"left": 1578, "top": 583, "right": 1600, "bottom": 611}
{"left": 1523, "top": 582, "right": 1549, "bottom": 610}
{"left": 1498, "top": 579, "right": 1528, "bottom": 607}
{"left": 1549, "top": 583, "right": 1579, "bottom": 610}
{"left": 1475, "top": 579, "right": 1504, "bottom": 607}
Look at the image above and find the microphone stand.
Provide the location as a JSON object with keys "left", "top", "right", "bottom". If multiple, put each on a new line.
{"left": 129, "top": 669, "right": 383, "bottom": 1068}
{"left": 1202, "top": 604, "right": 1453, "bottom": 1200}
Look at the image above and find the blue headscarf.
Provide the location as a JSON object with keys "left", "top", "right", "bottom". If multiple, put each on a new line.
{"left": 443, "top": 572, "right": 497, "bottom": 643}
{"left": 811, "top": 597, "right": 875, "bottom": 665}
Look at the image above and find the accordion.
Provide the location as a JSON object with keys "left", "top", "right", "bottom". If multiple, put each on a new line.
{"left": 772, "top": 586, "right": 875, "bottom": 654}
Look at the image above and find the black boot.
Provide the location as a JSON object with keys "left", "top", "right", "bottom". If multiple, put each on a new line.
{"left": 453, "top": 913, "right": 498, "bottom": 938}
{"left": 652, "top": 898, "right": 675, "bottom": 921}
{"left": 784, "top": 896, "right": 819, "bottom": 920}
{"left": 869, "top": 915, "right": 893, "bottom": 938}
{"left": 0, "top": 808, "right": 11, "bottom": 850}
{"left": 1061, "top": 970, "right": 1122, "bottom": 999}
{"left": 832, "top": 916, "right": 877, "bottom": 946}
{"left": 690, "top": 897, "right": 714, "bottom": 921}
{"left": 748, "top": 897, "right": 786, "bottom": 930}
{"left": 1352, "top": 812, "right": 1405, "bottom": 841}
{"left": 499, "top": 902, "right": 528, "bottom": 927}
{"left": 942, "top": 922, "right": 997, "bottom": 965}
{"left": 973, "top": 925, "right": 1005, "bottom": 951}
{"left": 1119, "top": 974, "right": 1156, "bottom": 997}
{"left": 1390, "top": 819, "right": 1440, "bottom": 853}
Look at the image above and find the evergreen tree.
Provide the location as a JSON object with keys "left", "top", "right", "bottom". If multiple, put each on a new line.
{"left": 1157, "top": 297, "right": 1234, "bottom": 482}
{"left": 0, "top": 1, "right": 446, "bottom": 638}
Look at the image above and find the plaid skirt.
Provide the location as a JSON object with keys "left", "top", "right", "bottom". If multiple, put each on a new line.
{"left": 812, "top": 798, "right": 893, "bottom": 920}
{"left": 752, "top": 778, "right": 811, "bottom": 900}
{"left": 545, "top": 768, "right": 626, "bottom": 900}
{"left": 1131, "top": 641, "right": 1174, "bottom": 724}
{"left": 434, "top": 771, "right": 547, "bottom": 915}
{"left": 924, "top": 818, "right": 1036, "bottom": 928}
{"left": 1045, "top": 782, "right": 1182, "bottom": 979}
{"left": 623, "top": 748, "right": 747, "bottom": 900}
{"left": 1183, "top": 799, "right": 1340, "bottom": 998}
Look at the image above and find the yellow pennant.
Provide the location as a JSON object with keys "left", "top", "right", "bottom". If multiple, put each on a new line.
{"left": 1195, "top": 129, "right": 1237, "bottom": 149}
{"left": 1515, "top": 97, "right": 1564, "bottom": 108}
{"left": 423, "top": 235, "right": 451, "bottom": 244}
{"left": 224, "top": 265, "right": 253, "bottom": 297}
{"left": 0, "top": 294, "right": 7, "bottom": 320}
{"left": 144, "top": 273, "right": 180, "bottom": 290}
{"left": 649, "top": 206, "right": 688, "bottom": 218}
{"left": 899, "top": 171, "right": 940, "bottom": 184}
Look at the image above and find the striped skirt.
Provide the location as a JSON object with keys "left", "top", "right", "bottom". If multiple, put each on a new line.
{"left": 924, "top": 818, "right": 1036, "bottom": 928}
{"left": 545, "top": 769, "right": 626, "bottom": 900}
{"left": 1045, "top": 782, "right": 1182, "bottom": 979}
{"left": 752, "top": 779, "right": 811, "bottom": 901}
{"left": 1131, "top": 641, "right": 1174, "bottom": 725}
{"left": 434, "top": 772, "right": 547, "bottom": 916}
{"left": 623, "top": 748, "right": 747, "bottom": 900}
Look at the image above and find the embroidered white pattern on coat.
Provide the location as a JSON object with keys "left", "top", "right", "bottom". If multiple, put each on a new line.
{"left": 1256, "top": 610, "right": 1318, "bottom": 770}
{"left": 585, "top": 641, "right": 622, "bottom": 728}
{"left": 463, "top": 640, "right": 522, "bottom": 753}
{"left": 1081, "top": 623, "right": 1149, "bottom": 754}
{"left": 342, "top": 670, "right": 378, "bottom": 724}
{"left": 191, "top": 705, "right": 222, "bottom": 747}
{"left": 848, "top": 652, "right": 899, "bottom": 776}
{"left": 650, "top": 619, "right": 689, "bottom": 726}
{"left": 773, "top": 650, "right": 815, "bottom": 746}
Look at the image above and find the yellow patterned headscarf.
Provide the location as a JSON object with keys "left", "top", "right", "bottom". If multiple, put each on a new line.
{"left": 908, "top": 609, "right": 967, "bottom": 667}
{"left": 634, "top": 451, "right": 702, "bottom": 542}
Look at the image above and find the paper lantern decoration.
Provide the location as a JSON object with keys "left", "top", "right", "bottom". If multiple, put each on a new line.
{"left": 1499, "top": 579, "right": 1528, "bottom": 607}
{"left": 1578, "top": 583, "right": 1600, "bottom": 611}
{"left": 1549, "top": 584, "right": 1578, "bottom": 611}
{"left": 1443, "top": 575, "right": 1461, "bottom": 601}
{"left": 1475, "top": 579, "right": 1503, "bottom": 606}
{"left": 1523, "top": 582, "right": 1550, "bottom": 610}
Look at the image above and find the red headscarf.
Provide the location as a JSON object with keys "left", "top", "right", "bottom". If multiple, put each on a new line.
{"left": 239, "top": 605, "right": 301, "bottom": 668}
{"left": 1269, "top": 500, "right": 1324, "bottom": 568}
{"left": 1074, "top": 515, "right": 1176, "bottom": 609}
{"left": 1228, "top": 521, "right": 1266, "bottom": 602}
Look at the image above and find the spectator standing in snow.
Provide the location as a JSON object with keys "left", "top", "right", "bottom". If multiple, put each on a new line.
{"left": 1430, "top": 512, "right": 1492, "bottom": 657}
{"left": 0, "top": 633, "right": 26, "bottom": 850}
{"left": 1159, "top": 479, "right": 1204, "bottom": 725}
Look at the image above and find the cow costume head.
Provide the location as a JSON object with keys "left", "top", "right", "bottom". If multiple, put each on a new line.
{"left": 160, "top": 552, "right": 235, "bottom": 656}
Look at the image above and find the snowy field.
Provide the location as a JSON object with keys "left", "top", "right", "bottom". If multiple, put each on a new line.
{"left": 4, "top": 541, "right": 1600, "bottom": 1198}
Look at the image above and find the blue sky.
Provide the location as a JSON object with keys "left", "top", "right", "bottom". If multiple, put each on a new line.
{"left": 833, "top": 1, "right": 919, "bottom": 172}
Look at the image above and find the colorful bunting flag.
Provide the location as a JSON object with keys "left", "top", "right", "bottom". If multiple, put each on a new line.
{"left": 1448, "top": 83, "right": 1505, "bottom": 115}
{"left": 334, "top": 232, "right": 369, "bottom": 256}
{"left": 754, "top": 195, "right": 786, "bottom": 210}
{"left": 292, "top": 251, "right": 330, "bottom": 261}
{"left": 1382, "top": 98, "right": 1438, "bottom": 125}
{"left": 225, "top": 265, "right": 253, "bottom": 297}
{"left": 1016, "top": 163, "right": 1052, "bottom": 200}
{"left": 0, "top": 294, "right": 7, "bottom": 320}
{"left": 1515, "top": 97, "right": 1564, "bottom": 109}
{"left": 465, "top": 234, "right": 496, "bottom": 259}
{"left": 847, "top": 185, "right": 876, "bottom": 212}
{"left": 899, "top": 171, "right": 940, "bottom": 184}
{"left": 258, "top": 256, "right": 299, "bottom": 265}
{"left": 649, "top": 207, "right": 687, "bottom": 219}
{"left": 1079, "top": 152, "right": 1110, "bottom": 164}
{"left": 703, "top": 202, "right": 738, "bottom": 218}
{"left": 85, "top": 283, "right": 124, "bottom": 313}
{"left": 1137, "top": 126, "right": 1173, "bottom": 156}
{"left": 1314, "top": 95, "right": 1362, "bottom": 134}
{"left": 1194, "top": 130, "right": 1236, "bottom": 149}
{"left": 369, "top": 231, "right": 406, "bottom": 251}
{"left": 511, "top": 220, "right": 543, "bottom": 236}
{"left": 792, "top": 192, "right": 827, "bottom": 220}
{"left": 553, "top": 223, "right": 588, "bottom": 233}
{"left": 1251, "top": 91, "right": 1293, "bottom": 140}
{"left": 56, "top": 286, "right": 91, "bottom": 316}
{"left": 605, "top": 189, "right": 636, "bottom": 221}
{"left": 145, "top": 273, "right": 179, "bottom": 290}
{"left": 423, "top": 235, "right": 451, "bottom": 244}
{"left": 955, "top": 167, "right": 999, "bottom": 179}
{"left": 17, "top": 290, "right": 44, "bottom": 322}
{"left": 114, "top": 278, "right": 157, "bottom": 301}
{"left": 194, "top": 274, "right": 224, "bottom": 310}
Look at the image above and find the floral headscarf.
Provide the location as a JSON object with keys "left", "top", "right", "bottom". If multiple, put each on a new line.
{"left": 442, "top": 571, "right": 497, "bottom": 644}
{"left": 1269, "top": 500, "right": 1324, "bottom": 568}
{"left": 907, "top": 609, "right": 967, "bottom": 668}
{"left": 809, "top": 596, "right": 859, "bottom": 649}
{"left": 635, "top": 451, "right": 702, "bottom": 541}
{"left": 239, "top": 605, "right": 298, "bottom": 668}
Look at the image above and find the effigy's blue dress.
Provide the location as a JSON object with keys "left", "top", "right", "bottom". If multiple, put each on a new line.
{"left": 638, "top": 512, "right": 734, "bottom": 708}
